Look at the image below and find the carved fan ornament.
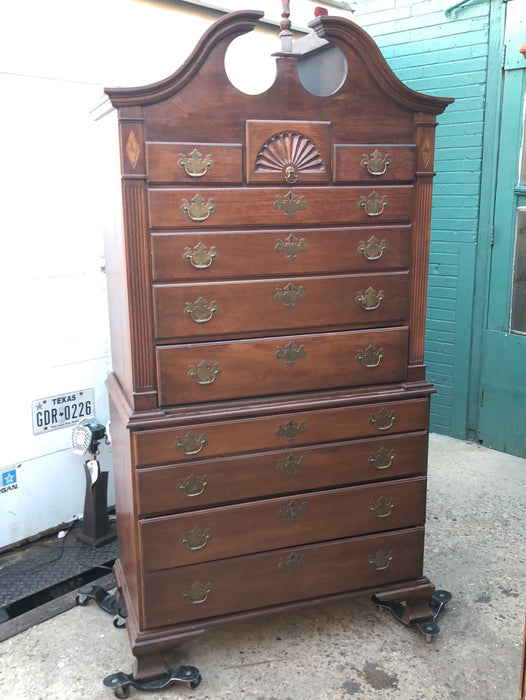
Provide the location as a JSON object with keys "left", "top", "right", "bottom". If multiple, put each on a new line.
{"left": 255, "top": 131, "right": 325, "bottom": 183}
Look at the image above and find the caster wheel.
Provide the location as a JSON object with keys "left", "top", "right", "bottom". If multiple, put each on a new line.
{"left": 76, "top": 594, "right": 88, "bottom": 606}
{"left": 190, "top": 674, "right": 202, "bottom": 689}
{"left": 114, "top": 685, "right": 130, "bottom": 699}
{"left": 113, "top": 614, "right": 126, "bottom": 629}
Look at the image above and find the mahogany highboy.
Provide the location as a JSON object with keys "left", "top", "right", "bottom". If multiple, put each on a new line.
{"left": 100, "top": 10, "right": 453, "bottom": 681}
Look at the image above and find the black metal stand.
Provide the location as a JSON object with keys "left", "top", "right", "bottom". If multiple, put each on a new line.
{"left": 76, "top": 584, "right": 127, "bottom": 628}
{"left": 76, "top": 584, "right": 201, "bottom": 695}
{"left": 372, "top": 589, "right": 452, "bottom": 642}
{"left": 76, "top": 463, "right": 116, "bottom": 548}
{"left": 103, "top": 665, "right": 201, "bottom": 698}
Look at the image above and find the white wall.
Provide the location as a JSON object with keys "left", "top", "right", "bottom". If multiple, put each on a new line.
{"left": 0, "top": 0, "right": 353, "bottom": 549}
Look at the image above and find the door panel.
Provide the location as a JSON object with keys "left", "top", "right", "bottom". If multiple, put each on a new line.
{"left": 478, "top": 10, "right": 526, "bottom": 456}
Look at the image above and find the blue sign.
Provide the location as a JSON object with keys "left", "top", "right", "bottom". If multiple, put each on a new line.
{"left": 1, "top": 468, "right": 17, "bottom": 489}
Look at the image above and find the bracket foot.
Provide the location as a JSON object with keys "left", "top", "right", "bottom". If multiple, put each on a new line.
{"left": 103, "top": 665, "right": 201, "bottom": 697}
{"left": 372, "top": 589, "right": 452, "bottom": 642}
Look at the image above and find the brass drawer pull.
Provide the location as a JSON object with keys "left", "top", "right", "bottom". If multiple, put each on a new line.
{"left": 369, "top": 409, "right": 397, "bottom": 431}
{"left": 180, "top": 526, "right": 211, "bottom": 550}
{"left": 273, "top": 190, "right": 307, "bottom": 219}
{"left": 177, "top": 148, "right": 214, "bottom": 178}
{"left": 356, "top": 286, "right": 384, "bottom": 311}
{"left": 368, "top": 447, "right": 396, "bottom": 470}
{"left": 357, "top": 235, "right": 388, "bottom": 261}
{"left": 178, "top": 473, "right": 209, "bottom": 497}
{"left": 275, "top": 234, "right": 308, "bottom": 261}
{"left": 275, "top": 342, "right": 306, "bottom": 367}
{"left": 188, "top": 360, "right": 221, "bottom": 385}
{"left": 277, "top": 552, "right": 307, "bottom": 574}
{"left": 360, "top": 149, "right": 391, "bottom": 176}
{"left": 368, "top": 549, "right": 393, "bottom": 571}
{"left": 175, "top": 431, "right": 208, "bottom": 455}
{"left": 356, "top": 345, "right": 384, "bottom": 368}
{"left": 276, "top": 454, "right": 306, "bottom": 477}
{"left": 274, "top": 282, "right": 306, "bottom": 308}
{"left": 276, "top": 420, "right": 306, "bottom": 443}
{"left": 183, "top": 242, "right": 217, "bottom": 269}
{"left": 181, "top": 193, "right": 216, "bottom": 222}
{"left": 279, "top": 500, "right": 308, "bottom": 523}
{"left": 182, "top": 581, "right": 212, "bottom": 605}
{"left": 184, "top": 297, "right": 217, "bottom": 323}
{"left": 369, "top": 496, "right": 394, "bottom": 518}
{"left": 359, "top": 191, "right": 389, "bottom": 217}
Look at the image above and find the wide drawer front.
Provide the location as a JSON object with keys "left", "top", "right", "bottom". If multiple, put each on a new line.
{"left": 137, "top": 431, "right": 429, "bottom": 517}
{"left": 141, "top": 527, "right": 425, "bottom": 628}
{"left": 133, "top": 397, "right": 430, "bottom": 467}
{"left": 153, "top": 272, "right": 409, "bottom": 341}
{"left": 151, "top": 226, "right": 411, "bottom": 282}
{"left": 156, "top": 327, "right": 408, "bottom": 406}
{"left": 148, "top": 186, "right": 413, "bottom": 229}
{"left": 140, "top": 477, "right": 426, "bottom": 571}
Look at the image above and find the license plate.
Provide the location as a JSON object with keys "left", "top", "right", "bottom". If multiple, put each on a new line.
{"left": 32, "top": 389, "right": 95, "bottom": 435}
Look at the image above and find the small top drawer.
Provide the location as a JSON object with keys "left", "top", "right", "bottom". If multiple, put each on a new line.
{"left": 146, "top": 142, "right": 243, "bottom": 185}
{"left": 333, "top": 145, "right": 416, "bottom": 183}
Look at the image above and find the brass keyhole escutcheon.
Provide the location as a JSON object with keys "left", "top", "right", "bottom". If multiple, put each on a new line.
{"left": 275, "top": 342, "right": 307, "bottom": 367}
{"left": 276, "top": 420, "right": 306, "bottom": 443}
{"left": 275, "top": 234, "right": 308, "bottom": 261}
{"left": 276, "top": 454, "right": 307, "bottom": 477}
{"left": 279, "top": 500, "right": 308, "bottom": 523}
{"left": 277, "top": 552, "right": 307, "bottom": 574}
{"left": 273, "top": 191, "right": 307, "bottom": 219}
{"left": 274, "top": 282, "right": 306, "bottom": 309}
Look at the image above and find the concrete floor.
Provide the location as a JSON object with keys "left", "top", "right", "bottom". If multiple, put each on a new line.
{"left": 0, "top": 434, "right": 524, "bottom": 700}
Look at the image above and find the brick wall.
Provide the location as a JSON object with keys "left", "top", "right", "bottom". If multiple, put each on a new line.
{"left": 353, "top": 0, "right": 490, "bottom": 436}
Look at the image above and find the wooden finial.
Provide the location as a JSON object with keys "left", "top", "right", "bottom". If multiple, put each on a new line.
{"left": 279, "top": 0, "right": 292, "bottom": 53}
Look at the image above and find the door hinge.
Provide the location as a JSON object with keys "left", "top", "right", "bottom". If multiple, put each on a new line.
{"left": 489, "top": 226, "right": 495, "bottom": 247}
{"left": 480, "top": 387, "right": 484, "bottom": 407}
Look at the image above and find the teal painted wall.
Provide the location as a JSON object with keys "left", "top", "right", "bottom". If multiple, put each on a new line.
{"left": 354, "top": 0, "right": 492, "bottom": 437}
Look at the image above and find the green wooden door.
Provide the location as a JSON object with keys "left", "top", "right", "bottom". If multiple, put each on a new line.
{"left": 477, "top": 0, "right": 526, "bottom": 456}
